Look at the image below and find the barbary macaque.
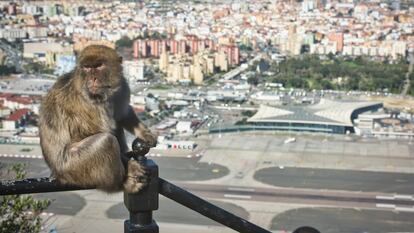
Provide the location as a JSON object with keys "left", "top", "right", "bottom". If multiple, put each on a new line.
{"left": 39, "top": 45, "right": 156, "bottom": 193}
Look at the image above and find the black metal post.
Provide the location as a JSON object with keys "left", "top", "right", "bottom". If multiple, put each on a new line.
{"left": 123, "top": 139, "right": 159, "bottom": 233}
{"left": 159, "top": 178, "right": 271, "bottom": 233}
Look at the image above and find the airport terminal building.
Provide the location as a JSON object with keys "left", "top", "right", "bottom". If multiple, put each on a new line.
{"left": 244, "top": 99, "right": 383, "bottom": 134}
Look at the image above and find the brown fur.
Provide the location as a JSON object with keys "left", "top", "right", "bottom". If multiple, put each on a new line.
{"left": 39, "top": 45, "right": 156, "bottom": 193}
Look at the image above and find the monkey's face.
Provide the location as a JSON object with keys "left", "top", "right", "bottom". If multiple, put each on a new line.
{"left": 77, "top": 46, "right": 123, "bottom": 102}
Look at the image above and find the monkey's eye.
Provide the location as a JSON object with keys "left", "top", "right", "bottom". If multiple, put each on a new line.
{"left": 96, "top": 64, "right": 106, "bottom": 71}
{"left": 82, "top": 63, "right": 106, "bottom": 72}
{"left": 82, "top": 67, "right": 92, "bottom": 72}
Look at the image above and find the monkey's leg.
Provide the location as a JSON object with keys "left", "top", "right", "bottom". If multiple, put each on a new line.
{"left": 123, "top": 159, "right": 150, "bottom": 193}
{"left": 60, "top": 133, "right": 125, "bottom": 192}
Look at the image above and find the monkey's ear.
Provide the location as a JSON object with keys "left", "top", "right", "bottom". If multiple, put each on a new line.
{"left": 118, "top": 56, "right": 123, "bottom": 64}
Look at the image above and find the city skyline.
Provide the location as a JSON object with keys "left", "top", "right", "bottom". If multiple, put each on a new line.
{"left": 0, "top": 1, "right": 414, "bottom": 233}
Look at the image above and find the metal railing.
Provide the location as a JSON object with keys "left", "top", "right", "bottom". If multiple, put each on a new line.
{"left": 0, "top": 138, "right": 319, "bottom": 233}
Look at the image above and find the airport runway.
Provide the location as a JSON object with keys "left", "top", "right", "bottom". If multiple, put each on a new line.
{"left": 0, "top": 153, "right": 229, "bottom": 181}
{"left": 2, "top": 156, "right": 414, "bottom": 210}
{"left": 2, "top": 154, "right": 414, "bottom": 232}
{"left": 33, "top": 180, "right": 414, "bottom": 218}
{"left": 175, "top": 182, "right": 414, "bottom": 213}
{"left": 32, "top": 181, "right": 414, "bottom": 232}
{"left": 254, "top": 166, "right": 414, "bottom": 194}
{"left": 272, "top": 207, "right": 414, "bottom": 233}
{"left": 106, "top": 198, "right": 249, "bottom": 226}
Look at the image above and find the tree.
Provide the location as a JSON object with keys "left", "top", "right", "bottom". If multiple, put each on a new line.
{"left": 115, "top": 36, "right": 133, "bottom": 49}
{"left": 0, "top": 164, "right": 50, "bottom": 233}
{"left": 241, "top": 110, "right": 256, "bottom": 117}
{"left": 0, "top": 65, "right": 16, "bottom": 75}
{"left": 247, "top": 76, "right": 259, "bottom": 86}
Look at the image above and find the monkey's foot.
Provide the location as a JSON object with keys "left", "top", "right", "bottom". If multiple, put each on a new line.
{"left": 135, "top": 127, "right": 158, "bottom": 148}
{"left": 123, "top": 159, "right": 150, "bottom": 193}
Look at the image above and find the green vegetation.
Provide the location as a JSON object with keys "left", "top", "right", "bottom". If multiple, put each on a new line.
{"left": 23, "top": 62, "right": 54, "bottom": 75}
{"left": 267, "top": 55, "right": 408, "bottom": 94}
{"left": 408, "top": 71, "right": 414, "bottom": 96}
{"left": 0, "top": 164, "right": 50, "bottom": 233}
{"left": 115, "top": 36, "right": 133, "bottom": 49}
{"left": 239, "top": 44, "right": 253, "bottom": 51}
{"left": 247, "top": 76, "right": 259, "bottom": 86}
{"left": 150, "top": 83, "right": 171, "bottom": 90}
{"left": 235, "top": 118, "right": 248, "bottom": 125}
{"left": 241, "top": 110, "right": 256, "bottom": 117}
{"left": 134, "top": 31, "right": 168, "bottom": 40}
{"left": 0, "top": 65, "right": 16, "bottom": 75}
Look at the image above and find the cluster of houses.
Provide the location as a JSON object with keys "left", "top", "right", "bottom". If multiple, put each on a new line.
{"left": 0, "top": 93, "right": 38, "bottom": 132}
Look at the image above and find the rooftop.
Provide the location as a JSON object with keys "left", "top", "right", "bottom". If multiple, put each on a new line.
{"left": 6, "top": 108, "right": 30, "bottom": 121}
{"left": 248, "top": 99, "right": 383, "bottom": 127}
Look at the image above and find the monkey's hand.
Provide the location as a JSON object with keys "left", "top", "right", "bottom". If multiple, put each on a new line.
{"left": 123, "top": 158, "right": 150, "bottom": 193}
{"left": 134, "top": 125, "right": 157, "bottom": 148}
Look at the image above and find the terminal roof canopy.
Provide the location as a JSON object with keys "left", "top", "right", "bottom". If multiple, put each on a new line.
{"left": 248, "top": 99, "right": 383, "bottom": 127}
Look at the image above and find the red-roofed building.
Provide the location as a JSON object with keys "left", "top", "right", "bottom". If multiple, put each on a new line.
{"left": 2, "top": 108, "right": 33, "bottom": 130}
{"left": 0, "top": 94, "right": 39, "bottom": 114}
{"left": 0, "top": 93, "right": 14, "bottom": 101}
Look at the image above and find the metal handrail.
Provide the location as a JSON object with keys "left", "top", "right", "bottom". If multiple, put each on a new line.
{"left": 0, "top": 138, "right": 319, "bottom": 233}
{"left": 0, "top": 177, "right": 270, "bottom": 233}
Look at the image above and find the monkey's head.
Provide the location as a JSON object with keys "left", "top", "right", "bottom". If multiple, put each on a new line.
{"left": 76, "top": 45, "right": 124, "bottom": 103}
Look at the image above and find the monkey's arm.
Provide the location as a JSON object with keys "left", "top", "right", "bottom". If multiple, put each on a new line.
{"left": 119, "top": 106, "right": 157, "bottom": 147}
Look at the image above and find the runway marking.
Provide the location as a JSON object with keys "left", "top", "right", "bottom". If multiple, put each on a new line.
{"left": 0, "top": 154, "right": 43, "bottom": 159}
{"left": 376, "top": 204, "right": 414, "bottom": 212}
{"left": 26, "top": 211, "right": 54, "bottom": 216}
{"left": 376, "top": 204, "right": 396, "bottom": 208}
{"left": 395, "top": 207, "right": 414, "bottom": 212}
{"left": 224, "top": 194, "right": 252, "bottom": 199}
{"left": 376, "top": 195, "right": 395, "bottom": 200}
{"left": 377, "top": 194, "right": 414, "bottom": 201}
{"left": 227, "top": 187, "right": 255, "bottom": 192}
{"left": 394, "top": 194, "right": 413, "bottom": 200}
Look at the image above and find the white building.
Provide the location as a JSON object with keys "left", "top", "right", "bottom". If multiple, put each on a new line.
{"left": 123, "top": 60, "right": 145, "bottom": 84}
{"left": 176, "top": 121, "right": 192, "bottom": 133}
{"left": 0, "top": 28, "right": 26, "bottom": 40}
{"left": 2, "top": 120, "right": 17, "bottom": 130}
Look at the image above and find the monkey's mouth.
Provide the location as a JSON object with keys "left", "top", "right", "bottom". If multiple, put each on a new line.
{"left": 88, "top": 85, "right": 111, "bottom": 94}
{"left": 87, "top": 88, "right": 109, "bottom": 100}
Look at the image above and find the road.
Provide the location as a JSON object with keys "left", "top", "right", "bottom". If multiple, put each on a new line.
{"left": 0, "top": 153, "right": 229, "bottom": 181}
{"left": 2, "top": 153, "right": 414, "bottom": 196}
{"left": 272, "top": 207, "right": 414, "bottom": 233}
{"left": 1, "top": 143, "right": 414, "bottom": 232}
{"left": 402, "top": 52, "right": 414, "bottom": 95}
{"left": 2, "top": 153, "right": 414, "bottom": 201}
{"left": 2, "top": 153, "right": 413, "bottom": 215}
{"left": 174, "top": 182, "right": 414, "bottom": 213}
{"left": 31, "top": 180, "right": 414, "bottom": 232}
{"left": 106, "top": 198, "right": 249, "bottom": 226}
{"left": 254, "top": 166, "right": 414, "bottom": 194}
